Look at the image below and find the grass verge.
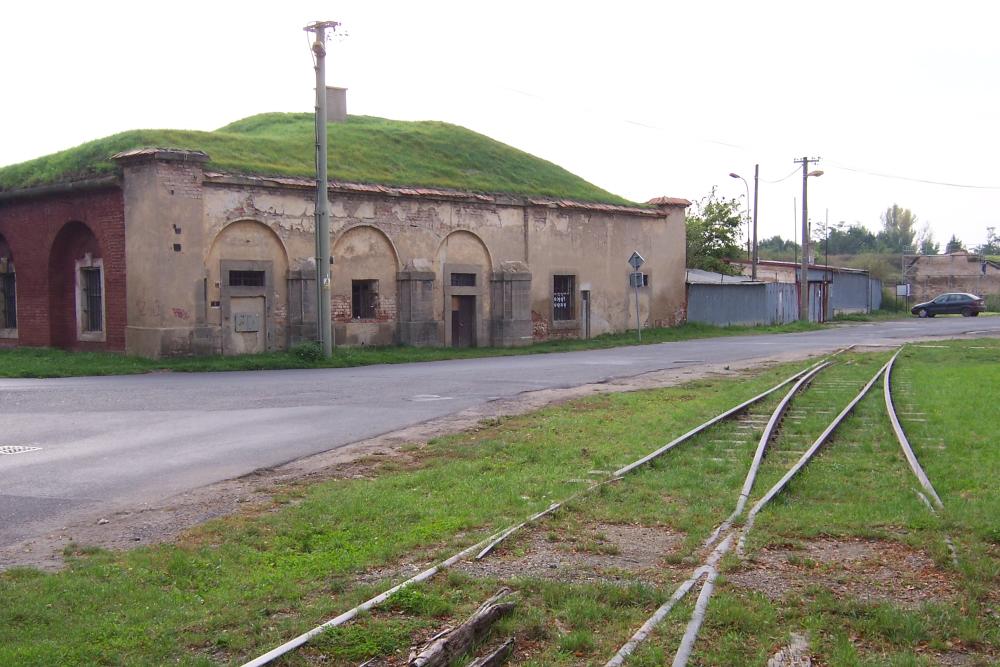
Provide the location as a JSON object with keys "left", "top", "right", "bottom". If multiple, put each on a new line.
{"left": 0, "top": 320, "right": 820, "bottom": 378}
{"left": 1, "top": 341, "right": 996, "bottom": 665}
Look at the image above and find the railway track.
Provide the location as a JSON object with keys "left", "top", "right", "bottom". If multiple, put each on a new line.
{"left": 241, "top": 346, "right": 956, "bottom": 666}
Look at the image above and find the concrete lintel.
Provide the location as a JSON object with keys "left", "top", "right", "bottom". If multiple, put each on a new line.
{"left": 398, "top": 270, "right": 435, "bottom": 281}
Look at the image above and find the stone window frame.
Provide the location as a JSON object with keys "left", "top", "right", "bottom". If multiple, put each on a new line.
{"left": 75, "top": 255, "right": 106, "bottom": 342}
{"left": 551, "top": 271, "right": 578, "bottom": 330}
{"left": 0, "top": 257, "right": 15, "bottom": 338}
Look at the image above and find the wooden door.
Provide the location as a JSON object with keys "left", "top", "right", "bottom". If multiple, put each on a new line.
{"left": 451, "top": 295, "right": 476, "bottom": 347}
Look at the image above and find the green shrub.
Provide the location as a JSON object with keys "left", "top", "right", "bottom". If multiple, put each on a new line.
{"left": 291, "top": 341, "right": 323, "bottom": 362}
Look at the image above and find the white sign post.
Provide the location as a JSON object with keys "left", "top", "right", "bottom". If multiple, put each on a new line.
{"left": 628, "top": 251, "right": 645, "bottom": 342}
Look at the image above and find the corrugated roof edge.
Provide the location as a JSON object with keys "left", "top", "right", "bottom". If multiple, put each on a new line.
{"left": 204, "top": 171, "right": 683, "bottom": 216}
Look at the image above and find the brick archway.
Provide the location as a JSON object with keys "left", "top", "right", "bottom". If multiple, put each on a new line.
{"left": 48, "top": 221, "right": 103, "bottom": 349}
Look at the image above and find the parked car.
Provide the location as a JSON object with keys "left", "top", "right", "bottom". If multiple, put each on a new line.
{"left": 911, "top": 292, "right": 985, "bottom": 318}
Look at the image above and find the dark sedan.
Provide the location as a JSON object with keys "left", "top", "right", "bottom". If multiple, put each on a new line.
{"left": 911, "top": 292, "right": 985, "bottom": 317}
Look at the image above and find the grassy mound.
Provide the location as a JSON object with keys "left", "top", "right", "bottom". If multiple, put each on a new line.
{"left": 0, "top": 113, "right": 632, "bottom": 205}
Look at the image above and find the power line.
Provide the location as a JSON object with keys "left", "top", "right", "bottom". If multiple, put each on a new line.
{"left": 827, "top": 161, "right": 1000, "bottom": 190}
{"left": 760, "top": 168, "right": 799, "bottom": 184}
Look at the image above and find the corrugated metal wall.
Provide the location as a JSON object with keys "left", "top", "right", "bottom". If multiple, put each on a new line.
{"left": 830, "top": 272, "right": 875, "bottom": 314}
{"left": 870, "top": 278, "right": 883, "bottom": 310}
{"left": 687, "top": 282, "right": 798, "bottom": 326}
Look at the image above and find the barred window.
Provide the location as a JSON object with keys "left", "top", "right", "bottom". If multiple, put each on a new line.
{"left": 450, "top": 272, "right": 476, "bottom": 287}
{"left": 228, "top": 270, "right": 265, "bottom": 287}
{"left": 553, "top": 275, "right": 575, "bottom": 321}
{"left": 0, "top": 271, "right": 15, "bottom": 329}
{"left": 81, "top": 267, "right": 103, "bottom": 332}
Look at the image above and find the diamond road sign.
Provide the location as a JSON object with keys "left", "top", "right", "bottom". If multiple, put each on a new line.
{"left": 628, "top": 251, "right": 645, "bottom": 270}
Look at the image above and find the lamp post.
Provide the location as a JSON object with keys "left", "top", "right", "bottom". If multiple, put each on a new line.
{"left": 729, "top": 172, "right": 751, "bottom": 261}
{"left": 730, "top": 166, "right": 760, "bottom": 280}
{"left": 795, "top": 157, "right": 824, "bottom": 321}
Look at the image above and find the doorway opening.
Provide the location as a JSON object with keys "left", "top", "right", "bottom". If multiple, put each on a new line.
{"left": 451, "top": 295, "right": 476, "bottom": 347}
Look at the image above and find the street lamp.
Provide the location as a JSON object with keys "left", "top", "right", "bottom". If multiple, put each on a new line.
{"left": 729, "top": 172, "right": 751, "bottom": 261}
{"left": 799, "top": 165, "right": 824, "bottom": 322}
{"left": 730, "top": 165, "right": 760, "bottom": 280}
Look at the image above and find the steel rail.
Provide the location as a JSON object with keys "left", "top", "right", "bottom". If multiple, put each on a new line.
{"left": 703, "top": 362, "right": 830, "bottom": 549}
{"left": 885, "top": 348, "right": 958, "bottom": 565}
{"left": 604, "top": 534, "right": 732, "bottom": 667}
{"left": 609, "top": 355, "right": 892, "bottom": 667}
{"left": 737, "top": 357, "right": 893, "bottom": 556}
{"left": 242, "top": 357, "right": 837, "bottom": 666}
{"left": 883, "top": 348, "right": 945, "bottom": 509}
{"left": 679, "top": 358, "right": 892, "bottom": 667}
{"left": 474, "top": 360, "right": 828, "bottom": 562}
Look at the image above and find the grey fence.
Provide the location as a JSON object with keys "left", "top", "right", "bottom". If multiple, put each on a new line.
{"left": 687, "top": 282, "right": 798, "bottom": 326}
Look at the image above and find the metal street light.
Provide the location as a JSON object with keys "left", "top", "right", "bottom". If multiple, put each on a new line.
{"left": 729, "top": 172, "right": 751, "bottom": 261}
{"left": 730, "top": 166, "right": 760, "bottom": 279}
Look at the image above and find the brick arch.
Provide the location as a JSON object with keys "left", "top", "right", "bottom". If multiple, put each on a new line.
{"left": 0, "top": 232, "right": 14, "bottom": 263}
{"left": 48, "top": 221, "right": 103, "bottom": 348}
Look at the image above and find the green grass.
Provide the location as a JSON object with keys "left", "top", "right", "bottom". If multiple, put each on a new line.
{"left": 0, "top": 320, "right": 821, "bottom": 378}
{"left": 1, "top": 342, "right": 996, "bottom": 665}
{"left": 0, "top": 113, "right": 633, "bottom": 204}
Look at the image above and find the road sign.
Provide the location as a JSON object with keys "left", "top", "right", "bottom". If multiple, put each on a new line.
{"left": 895, "top": 283, "right": 910, "bottom": 297}
{"left": 628, "top": 251, "right": 645, "bottom": 270}
{"left": 629, "top": 272, "right": 644, "bottom": 288}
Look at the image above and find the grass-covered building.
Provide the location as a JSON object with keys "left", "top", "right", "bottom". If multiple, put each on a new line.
{"left": 0, "top": 107, "right": 688, "bottom": 357}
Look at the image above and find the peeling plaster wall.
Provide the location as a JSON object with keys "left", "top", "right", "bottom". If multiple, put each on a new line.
{"left": 117, "top": 160, "right": 686, "bottom": 356}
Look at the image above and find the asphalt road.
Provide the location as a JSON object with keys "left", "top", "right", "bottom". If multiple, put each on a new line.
{"left": 2, "top": 317, "right": 998, "bottom": 548}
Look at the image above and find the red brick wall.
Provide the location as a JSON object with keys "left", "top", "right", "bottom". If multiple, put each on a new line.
{"left": 0, "top": 188, "right": 126, "bottom": 351}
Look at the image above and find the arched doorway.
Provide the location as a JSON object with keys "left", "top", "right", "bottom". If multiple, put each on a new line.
{"left": 206, "top": 220, "right": 289, "bottom": 354}
{"left": 48, "top": 221, "right": 103, "bottom": 349}
{"left": 436, "top": 230, "right": 493, "bottom": 347}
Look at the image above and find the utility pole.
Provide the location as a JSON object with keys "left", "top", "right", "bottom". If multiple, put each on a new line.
{"left": 794, "top": 157, "right": 822, "bottom": 322}
{"left": 305, "top": 20, "right": 340, "bottom": 357}
{"left": 752, "top": 164, "right": 759, "bottom": 281}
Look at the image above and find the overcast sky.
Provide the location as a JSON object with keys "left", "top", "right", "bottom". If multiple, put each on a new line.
{"left": 3, "top": 1, "right": 999, "bottom": 249}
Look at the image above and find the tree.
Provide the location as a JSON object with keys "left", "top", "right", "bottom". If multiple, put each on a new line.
{"left": 685, "top": 187, "right": 744, "bottom": 274}
{"left": 945, "top": 234, "right": 965, "bottom": 253}
{"left": 825, "top": 222, "right": 878, "bottom": 255}
{"left": 876, "top": 204, "right": 918, "bottom": 252}
{"left": 756, "top": 235, "right": 798, "bottom": 261}
{"left": 916, "top": 223, "right": 939, "bottom": 255}
{"left": 974, "top": 227, "right": 1000, "bottom": 255}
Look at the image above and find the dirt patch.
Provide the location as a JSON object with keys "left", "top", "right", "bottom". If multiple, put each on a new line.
{"left": 453, "top": 522, "right": 684, "bottom": 586}
{"left": 0, "top": 349, "right": 813, "bottom": 572}
{"left": 726, "top": 537, "right": 958, "bottom": 608}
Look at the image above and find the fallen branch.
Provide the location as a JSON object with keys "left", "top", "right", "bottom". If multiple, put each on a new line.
{"left": 409, "top": 589, "right": 516, "bottom": 667}
{"left": 466, "top": 637, "right": 515, "bottom": 667}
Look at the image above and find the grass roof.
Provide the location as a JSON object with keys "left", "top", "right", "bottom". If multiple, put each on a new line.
{"left": 0, "top": 113, "right": 634, "bottom": 205}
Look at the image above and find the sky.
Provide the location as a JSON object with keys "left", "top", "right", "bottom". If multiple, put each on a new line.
{"left": 3, "top": 0, "right": 999, "bottom": 250}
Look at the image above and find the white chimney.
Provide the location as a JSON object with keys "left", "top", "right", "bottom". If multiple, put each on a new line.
{"left": 326, "top": 87, "right": 347, "bottom": 123}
